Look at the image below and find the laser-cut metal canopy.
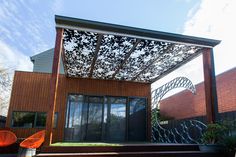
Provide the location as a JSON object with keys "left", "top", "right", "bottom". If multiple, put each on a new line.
{"left": 56, "top": 15, "right": 220, "bottom": 83}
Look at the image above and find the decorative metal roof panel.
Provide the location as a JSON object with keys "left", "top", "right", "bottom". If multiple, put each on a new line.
{"left": 63, "top": 29, "right": 97, "bottom": 77}
{"left": 116, "top": 40, "right": 170, "bottom": 81}
{"left": 58, "top": 16, "right": 220, "bottom": 83}
{"left": 92, "top": 35, "right": 136, "bottom": 79}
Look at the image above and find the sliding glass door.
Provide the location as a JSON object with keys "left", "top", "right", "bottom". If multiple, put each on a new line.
{"left": 129, "top": 98, "right": 147, "bottom": 141}
{"left": 105, "top": 97, "right": 126, "bottom": 142}
{"left": 64, "top": 95, "right": 103, "bottom": 142}
{"left": 64, "top": 94, "right": 147, "bottom": 142}
{"left": 64, "top": 95, "right": 85, "bottom": 141}
{"left": 85, "top": 96, "right": 103, "bottom": 141}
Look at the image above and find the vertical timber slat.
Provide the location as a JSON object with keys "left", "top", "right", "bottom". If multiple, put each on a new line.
{"left": 45, "top": 28, "right": 64, "bottom": 145}
{"left": 203, "top": 48, "right": 218, "bottom": 123}
{"left": 147, "top": 88, "right": 152, "bottom": 141}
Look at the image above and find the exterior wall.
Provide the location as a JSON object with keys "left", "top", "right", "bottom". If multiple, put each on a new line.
{"left": 160, "top": 67, "right": 236, "bottom": 120}
{"left": 30, "top": 49, "right": 65, "bottom": 74}
{"left": 6, "top": 71, "right": 151, "bottom": 142}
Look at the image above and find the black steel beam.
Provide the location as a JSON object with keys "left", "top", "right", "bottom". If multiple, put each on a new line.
{"left": 55, "top": 15, "right": 221, "bottom": 48}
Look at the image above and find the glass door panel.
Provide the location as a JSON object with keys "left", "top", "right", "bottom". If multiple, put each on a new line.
{"left": 85, "top": 96, "right": 103, "bottom": 141}
{"left": 64, "top": 95, "right": 85, "bottom": 141}
{"left": 128, "top": 98, "right": 147, "bottom": 141}
{"left": 106, "top": 97, "right": 126, "bottom": 142}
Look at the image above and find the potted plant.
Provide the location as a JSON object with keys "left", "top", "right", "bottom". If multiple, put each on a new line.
{"left": 222, "top": 135, "right": 236, "bottom": 157}
{"left": 220, "top": 120, "right": 236, "bottom": 157}
{"left": 199, "top": 123, "right": 227, "bottom": 152}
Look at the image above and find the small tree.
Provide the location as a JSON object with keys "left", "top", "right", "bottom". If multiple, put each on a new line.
{"left": 0, "top": 66, "right": 12, "bottom": 117}
{"left": 202, "top": 123, "right": 227, "bottom": 144}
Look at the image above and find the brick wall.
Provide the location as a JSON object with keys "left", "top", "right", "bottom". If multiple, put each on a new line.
{"left": 160, "top": 67, "right": 236, "bottom": 120}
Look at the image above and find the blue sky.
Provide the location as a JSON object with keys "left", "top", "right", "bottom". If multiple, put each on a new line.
{"left": 0, "top": 0, "right": 199, "bottom": 55}
{"left": 0, "top": 0, "right": 200, "bottom": 69}
{"left": 0, "top": 0, "right": 236, "bottom": 85}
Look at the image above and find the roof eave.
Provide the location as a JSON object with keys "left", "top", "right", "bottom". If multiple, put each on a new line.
{"left": 55, "top": 15, "right": 221, "bottom": 48}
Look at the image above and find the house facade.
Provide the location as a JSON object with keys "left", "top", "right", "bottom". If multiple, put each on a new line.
{"left": 7, "top": 50, "right": 151, "bottom": 142}
{"left": 6, "top": 71, "right": 151, "bottom": 142}
{"left": 5, "top": 15, "right": 220, "bottom": 145}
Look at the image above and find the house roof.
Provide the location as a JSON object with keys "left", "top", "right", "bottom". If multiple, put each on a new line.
{"left": 55, "top": 15, "right": 221, "bottom": 83}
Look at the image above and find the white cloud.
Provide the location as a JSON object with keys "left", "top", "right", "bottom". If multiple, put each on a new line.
{"left": 0, "top": 1, "right": 54, "bottom": 55}
{"left": 0, "top": 40, "right": 32, "bottom": 116}
{"left": 52, "top": 0, "right": 64, "bottom": 13}
{"left": 0, "top": 40, "right": 32, "bottom": 71}
{"left": 184, "top": 0, "right": 236, "bottom": 75}
{"left": 152, "top": 0, "right": 236, "bottom": 99}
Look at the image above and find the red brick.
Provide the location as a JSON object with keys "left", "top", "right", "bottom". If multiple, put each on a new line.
{"left": 160, "top": 67, "right": 236, "bottom": 120}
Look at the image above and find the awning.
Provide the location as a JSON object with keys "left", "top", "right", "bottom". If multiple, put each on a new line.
{"left": 55, "top": 15, "right": 220, "bottom": 83}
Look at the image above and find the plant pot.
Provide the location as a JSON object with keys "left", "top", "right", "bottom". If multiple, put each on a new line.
{"left": 226, "top": 151, "right": 236, "bottom": 157}
{"left": 199, "top": 144, "right": 224, "bottom": 152}
{"left": 18, "top": 147, "right": 36, "bottom": 157}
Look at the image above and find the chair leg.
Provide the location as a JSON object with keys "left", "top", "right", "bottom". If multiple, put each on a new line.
{"left": 17, "top": 147, "right": 36, "bottom": 157}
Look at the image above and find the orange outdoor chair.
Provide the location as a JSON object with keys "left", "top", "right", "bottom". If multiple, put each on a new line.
{"left": 0, "top": 130, "right": 17, "bottom": 147}
{"left": 20, "top": 130, "right": 45, "bottom": 149}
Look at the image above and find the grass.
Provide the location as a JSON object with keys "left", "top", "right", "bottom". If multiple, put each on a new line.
{"left": 51, "top": 142, "right": 122, "bottom": 146}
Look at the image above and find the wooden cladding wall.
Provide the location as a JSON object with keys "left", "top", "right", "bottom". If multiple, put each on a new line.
{"left": 6, "top": 72, "right": 51, "bottom": 139}
{"left": 6, "top": 71, "right": 151, "bottom": 142}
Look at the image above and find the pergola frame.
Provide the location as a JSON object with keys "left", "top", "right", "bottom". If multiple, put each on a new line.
{"left": 45, "top": 15, "right": 220, "bottom": 145}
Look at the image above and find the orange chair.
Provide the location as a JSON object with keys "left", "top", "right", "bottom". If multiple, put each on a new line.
{"left": 20, "top": 130, "right": 45, "bottom": 149}
{"left": 0, "top": 130, "right": 17, "bottom": 147}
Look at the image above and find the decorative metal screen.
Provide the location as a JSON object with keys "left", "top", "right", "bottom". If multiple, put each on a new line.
{"left": 151, "top": 77, "right": 207, "bottom": 144}
{"left": 62, "top": 28, "right": 203, "bottom": 83}
{"left": 151, "top": 77, "right": 196, "bottom": 109}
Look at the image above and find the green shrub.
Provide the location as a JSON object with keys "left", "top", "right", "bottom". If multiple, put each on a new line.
{"left": 223, "top": 135, "right": 236, "bottom": 152}
{"left": 201, "top": 123, "right": 227, "bottom": 144}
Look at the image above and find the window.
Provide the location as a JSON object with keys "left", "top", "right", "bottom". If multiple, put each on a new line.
{"left": 12, "top": 112, "right": 35, "bottom": 128}
{"left": 11, "top": 111, "right": 56, "bottom": 128}
{"left": 35, "top": 112, "right": 47, "bottom": 127}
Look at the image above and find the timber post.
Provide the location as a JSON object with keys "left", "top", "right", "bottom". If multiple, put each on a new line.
{"left": 45, "top": 28, "right": 64, "bottom": 146}
{"left": 202, "top": 48, "right": 218, "bottom": 123}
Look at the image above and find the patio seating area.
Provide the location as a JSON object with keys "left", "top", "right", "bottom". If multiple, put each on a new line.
{"left": 0, "top": 130, "right": 45, "bottom": 156}
{"left": 0, "top": 130, "right": 17, "bottom": 147}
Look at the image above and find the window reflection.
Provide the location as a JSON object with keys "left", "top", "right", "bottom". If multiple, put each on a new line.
{"left": 12, "top": 112, "right": 35, "bottom": 128}
{"left": 106, "top": 97, "right": 126, "bottom": 142}
{"left": 65, "top": 95, "right": 85, "bottom": 141}
{"left": 11, "top": 111, "right": 49, "bottom": 128}
{"left": 86, "top": 96, "right": 103, "bottom": 141}
{"left": 129, "top": 98, "right": 147, "bottom": 141}
{"left": 36, "top": 112, "right": 47, "bottom": 127}
{"left": 64, "top": 94, "right": 147, "bottom": 142}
